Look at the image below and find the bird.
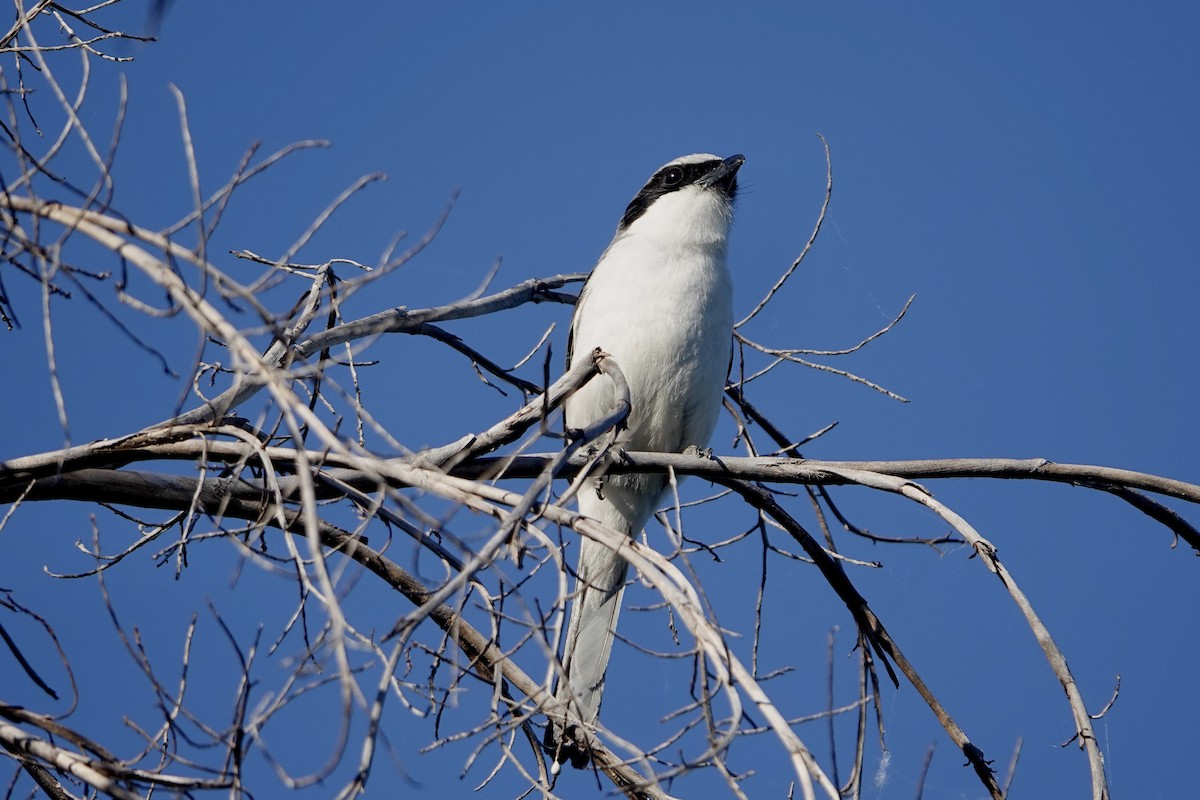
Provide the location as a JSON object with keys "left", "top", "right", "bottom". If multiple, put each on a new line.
{"left": 545, "top": 152, "right": 744, "bottom": 769}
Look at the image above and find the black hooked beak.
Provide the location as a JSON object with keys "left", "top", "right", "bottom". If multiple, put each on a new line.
{"left": 696, "top": 153, "right": 745, "bottom": 193}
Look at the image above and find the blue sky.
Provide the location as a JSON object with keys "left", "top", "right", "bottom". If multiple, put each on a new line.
{"left": 4, "top": 2, "right": 1198, "bottom": 799}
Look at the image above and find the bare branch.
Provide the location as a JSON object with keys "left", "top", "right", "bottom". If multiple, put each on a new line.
{"left": 736, "top": 134, "right": 832, "bottom": 330}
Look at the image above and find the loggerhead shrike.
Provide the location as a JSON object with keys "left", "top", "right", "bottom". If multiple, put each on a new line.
{"left": 545, "top": 153, "right": 744, "bottom": 769}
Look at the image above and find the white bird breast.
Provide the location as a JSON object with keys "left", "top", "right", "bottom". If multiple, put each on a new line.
{"left": 566, "top": 184, "right": 735, "bottom": 457}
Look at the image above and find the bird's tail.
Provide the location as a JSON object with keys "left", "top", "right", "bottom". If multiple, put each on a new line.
{"left": 544, "top": 474, "right": 663, "bottom": 769}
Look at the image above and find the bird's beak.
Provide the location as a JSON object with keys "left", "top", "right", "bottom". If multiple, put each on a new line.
{"left": 697, "top": 153, "right": 746, "bottom": 191}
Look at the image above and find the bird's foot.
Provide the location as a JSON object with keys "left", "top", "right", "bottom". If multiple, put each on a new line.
{"left": 683, "top": 444, "right": 714, "bottom": 459}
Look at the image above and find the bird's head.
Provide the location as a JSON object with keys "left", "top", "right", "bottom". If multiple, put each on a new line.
{"left": 616, "top": 153, "right": 745, "bottom": 246}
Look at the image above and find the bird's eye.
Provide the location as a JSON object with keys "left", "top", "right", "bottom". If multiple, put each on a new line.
{"left": 662, "top": 167, "right": 684, "bottom": 187}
